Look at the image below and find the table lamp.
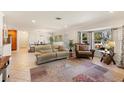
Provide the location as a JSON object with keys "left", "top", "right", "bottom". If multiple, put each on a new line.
{"left": 105, "top": 40, "right": 115, "bottom": 52}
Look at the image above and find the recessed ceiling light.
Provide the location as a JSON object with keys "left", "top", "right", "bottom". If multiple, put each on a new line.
{"left": 32, "top": 20, "right": 36, "bottom": 24}
{"left": 56, "top": 17, "right": 62, "bottom": 20}
{"left": 109, "top": 11, "right": 114, "bottom": 13}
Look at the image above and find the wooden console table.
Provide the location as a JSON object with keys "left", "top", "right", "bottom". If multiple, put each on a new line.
{"left": 0, "top": 56, "right": 10, "bottom": 69}
{"left": 0, "top": 56, "right": 10, "bottom": 82}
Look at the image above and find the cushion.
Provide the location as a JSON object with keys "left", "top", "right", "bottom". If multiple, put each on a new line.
{"left": 52, "top": 45, "right": 59, "bottom": 49}
{"left": 79, "top": 45, "right": 90, "bottom": 51}
{"left": 76, "top": 45, "right": 79, "bottom": 51}
{"left": 38, "top": 50, "right": 50, "bottom": 54}
{"left": 53, "top": 49, "right": 58, "bottom": 52}
{"left": 37, "top": 52, "right": 56, "bottom": 60}
{"left": 57, "top": 51, "right": 68, "bottom": 57}
{"left": 58, "top": 45, "right": 66, "bottom": 51}
{"left": 40, "top": 45, "right": 52, "bottom": 50}
{"left": 52, "top": 45, "right": 59, "bottom": 52}
{"left": 34, "top": 51, "right": 41, "bottom": 56}
{"left": 35, "top": 45, "right": 52, "bottom": 52}
{"left": 78, "top": 51, "right": 92, "bottom": 55}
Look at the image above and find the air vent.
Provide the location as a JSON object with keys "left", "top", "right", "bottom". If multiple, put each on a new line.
{"left": 56, "top": 17, "right": 62, "bottom": 20}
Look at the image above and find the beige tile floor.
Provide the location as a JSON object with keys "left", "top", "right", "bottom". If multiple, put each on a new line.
{"left": 7, "top": 48, "right": 124, "bottom": 82}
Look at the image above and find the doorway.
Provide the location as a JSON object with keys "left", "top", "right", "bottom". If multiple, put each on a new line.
{"left": 8, "top": 30, "right": 17, "bottom": 51}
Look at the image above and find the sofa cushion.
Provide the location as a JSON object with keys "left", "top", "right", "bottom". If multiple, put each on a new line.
{"left": 37, "top": 52, "right": 56, "bottom": 60}
{"left": 78, "top": 51, "right": 92, "bottom": 55}
{"left": 58, "top": 45, "right": 66, "bottom": 51}
{"left": 57, "top": 51, "right": 68, "bottom": 57}
{"left": 38, "top": 50, "right": 50, "bottom": 54}
{"left": 52, "top": 49, "right": 58, "bottom": 52}
{"left": 52, "top": 44, "right": 59, "bottom": 49}
{"left": 76, "top": 45, "right": 79, "bottom": 51}
{"left": 52, "top": 45, "right": 58, "bottom": 52}
{"left": 79, "top": 45, "right": 90, "bottom": 51}
{"left": 35, "top": 45, "right": 52, "bottom": 53}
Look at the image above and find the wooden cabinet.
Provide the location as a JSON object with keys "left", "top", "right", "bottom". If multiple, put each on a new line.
{"left": 0, "top": 56, "right": 10, "bottom": 82}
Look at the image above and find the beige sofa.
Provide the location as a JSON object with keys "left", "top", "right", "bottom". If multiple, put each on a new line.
{"left": 35, "top": 44, "right": 69, "bottom": 64}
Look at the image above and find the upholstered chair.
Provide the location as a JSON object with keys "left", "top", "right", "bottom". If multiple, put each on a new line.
{"left": 75, "top": 43, "right": 95, "bottom": 59}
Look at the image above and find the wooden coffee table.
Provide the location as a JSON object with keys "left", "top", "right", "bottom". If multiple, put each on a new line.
{"left": 100, "top": 50, "right": 116, "bottom": 65}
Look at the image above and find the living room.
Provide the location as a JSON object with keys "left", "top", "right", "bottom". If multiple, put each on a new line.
{"left": 1, "top": 11, "right": 124, "bottom": 82}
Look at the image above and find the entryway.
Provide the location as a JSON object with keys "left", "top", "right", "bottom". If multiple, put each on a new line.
{"left": 8, "top": 30, "right": 17, "bottom": 51}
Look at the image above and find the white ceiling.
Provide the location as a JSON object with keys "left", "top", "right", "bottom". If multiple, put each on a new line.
{"left": 3, "top": 11, "right": 124, "bottom": 32}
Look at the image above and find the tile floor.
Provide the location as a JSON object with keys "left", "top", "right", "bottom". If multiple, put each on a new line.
{"left": 7, "top": 48, "right": 124, "bottom": 82}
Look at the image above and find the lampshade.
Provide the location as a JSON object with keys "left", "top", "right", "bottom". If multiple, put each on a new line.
{"left": 106, "top": 40, "right": 115, "bottom": 49}
{"left": 108, "top": 40, "right": 115, "bottom": 48}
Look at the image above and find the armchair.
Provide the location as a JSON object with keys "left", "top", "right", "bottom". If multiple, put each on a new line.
{"left": 75, "top": 43, "right": 95, "bottom": 59}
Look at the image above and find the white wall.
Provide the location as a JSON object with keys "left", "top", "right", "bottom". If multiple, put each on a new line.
{"left": 55, "top": 28, "right": 78, "bottom": 48}
{"left": 56, "top": 16, "right": 124, "bottom": 47}
{"left": 3, "top": 44, "right": 11, "bottom": 56}
{"left": 0, "top": 12, "right": 4, "bottom": 47}
{"left": 29, "top": 30, "right": 50, "bottom": 44}
{"left": 0, "top": 12, "right": 4, "bottom": 56}
{"left": 57, "top": 16, "right": 124, "bottom": 44}
{"left": 18, "top": 31, "right": 29, "bottom": 48}
{"left": 0, "top": 12, "right": 12, "bottom": 56}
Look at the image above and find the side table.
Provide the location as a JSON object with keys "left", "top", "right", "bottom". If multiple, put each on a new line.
{"left": 28, "top": 46, "right": 35, "bottom": 53}
{"left": 100, "top": 50, "right": 116, "bottom": 65}
{"left": 68, "top": 52, "right": 76, "bottom": 59}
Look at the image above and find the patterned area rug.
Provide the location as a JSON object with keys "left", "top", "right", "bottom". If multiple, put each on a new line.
{"left": 30, "top": 59, "right": 123, "bottom": 82}
{"left": 72, "top": 65, "right": 113, "bottom": 82}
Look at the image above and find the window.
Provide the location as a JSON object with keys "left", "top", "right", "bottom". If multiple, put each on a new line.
{"left": 78, "top": 32, "right": 89, "bottom": 44}
{"left": 78, "top": 29, "right": 112, "bottom": 50}
{"left": 94, "top": 30, "right": 112, "bottom": 50}
{"left": 82, "top": 33, "right": 88, "bottom": 44}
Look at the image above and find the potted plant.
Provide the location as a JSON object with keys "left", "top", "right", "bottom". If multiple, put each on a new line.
{"left": 69, "top": 40, "right": 74, "bottom": 52}
{"left": 49, "top": 36, "right": 54, "bottom": 45}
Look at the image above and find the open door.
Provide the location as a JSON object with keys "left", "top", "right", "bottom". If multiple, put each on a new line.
{"left": 8, "top": 30, "right": 17, "bottom": 51}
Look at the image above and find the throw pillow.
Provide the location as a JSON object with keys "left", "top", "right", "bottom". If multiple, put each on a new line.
{"left": 38, "top": 50, "right": 52, "bottom": 54}
{"left": 58, "top": 45, "right": 65, "bottom": 51}
{"left": 79, "top": 45, "right": 89, "bottom": 51}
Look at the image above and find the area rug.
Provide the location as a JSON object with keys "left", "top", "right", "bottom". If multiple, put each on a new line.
{"left": 30, "top": 66, "right": 48, "bottom": 81}
{"left": 30, "top": 59, "right": 123, "bottom": 82}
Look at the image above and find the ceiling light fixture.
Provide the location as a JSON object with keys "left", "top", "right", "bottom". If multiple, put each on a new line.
{"left": 109, "top": 11, "right": 114, "bottom": 13}
{"left": 32, "top": 20, "right": 36, "bottom": 24}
